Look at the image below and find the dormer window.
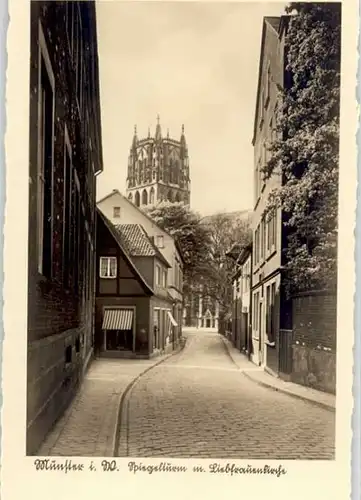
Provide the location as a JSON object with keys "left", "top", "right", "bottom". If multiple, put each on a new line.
{"left": 113, "top": 206, "right": 121, "bottom": 218}
{"left": 100, "top": 257, "right": 117, "bottom": 279}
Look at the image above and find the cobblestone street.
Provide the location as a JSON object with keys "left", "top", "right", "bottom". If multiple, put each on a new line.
{"left": 120, "top": 330, "right": 335, "bottom": 460}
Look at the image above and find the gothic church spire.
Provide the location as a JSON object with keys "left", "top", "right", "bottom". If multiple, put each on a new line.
{"left": 155, "top": 114, "right": 162, "bottom": 141}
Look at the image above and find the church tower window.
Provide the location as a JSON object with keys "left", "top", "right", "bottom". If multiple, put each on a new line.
{"left": 135, "top": 191, "right": 140, "bottom": 207}
{"left": 150, "top": 187, "right": 155, "bottom": 205}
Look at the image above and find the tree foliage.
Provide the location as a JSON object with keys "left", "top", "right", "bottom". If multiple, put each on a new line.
{"left": 262, "top": 2, "right": 341, "bottom": 294}
{"left": 200, "top": 213, "right": 252, "bottom": 314}
{"left": 144, "top": 201, "right": 213, "bottom": 286}
{"left": 145, "top": 202, "right": 252, "bottom": 316}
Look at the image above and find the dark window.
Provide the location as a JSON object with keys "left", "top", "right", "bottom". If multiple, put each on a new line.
{"left": 66, "top": 1, "right": 74, "bottom": 54}
{"left": 63, "top": 143, "right": 72, "bottom": 287}
{"left": 77, "top": 36, "right": 83, "bottom": 111}
{"left": 65, "top": 345, "right": 72, "bottom": 364}
{"left": 69, "top": 170, "right": 80, "bottom": 295}
{"left": 75, "top": 336, "right": 80, "bottom": 353}
{"left": 38, "top": 54, "right": 54, "bottom": 278}
{"left": 84, "top": 235, "right": 89, "bottom": 305}
{"left": 135, "top": 191, "right": 140, "bottom": 207}
{"left": 78, "top": 204, "right": 85, "bottom": 297}
{"left": 73, "top": 184, "right": 80, "bottom": 295}
{"left": 270, "top": 283, "right": 276, "bottom": 343}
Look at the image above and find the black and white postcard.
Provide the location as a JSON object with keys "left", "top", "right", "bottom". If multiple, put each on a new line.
{"left": 1, "top": 1, "right": 358, "bottom": 499}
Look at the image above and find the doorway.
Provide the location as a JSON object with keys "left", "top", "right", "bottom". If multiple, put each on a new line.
{"left": 102, "top": 307, "right": 135, "bottom": 353}
{"left": 105, "top": 329, "right": 133, "bottom": 351}
{"left": 259, "top": 301, "right": 266, "bottom": 365}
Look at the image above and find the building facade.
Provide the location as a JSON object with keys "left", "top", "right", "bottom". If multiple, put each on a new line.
{"left": 229, "top": 244, "right": 252, "bottom": 356}
{"left": 183, "top": 287, "right": 220, "bottom": 331}
{"left": 27, "top": 1, "right": 103, "bottom": 454}
{"left": 95, "top": 211, "right": 179, "bottom": 358}
{"left": 251, "top": 16, "right": 291, "bottom": 372}
{"left": 97, "top": 190, "right": 184, "bottom": 337}
{"left": 126, "top": 117, "right": 191, "bottom": 207}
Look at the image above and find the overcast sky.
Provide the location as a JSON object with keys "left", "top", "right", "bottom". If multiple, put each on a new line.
{"left": 96, "top": 1, "right": 286, "bottom": 215}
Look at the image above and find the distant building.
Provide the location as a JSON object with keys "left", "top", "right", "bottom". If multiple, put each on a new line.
{"left": 27, "top": 1, "right": 103, "bottom": 454}
{"left": 126, "top": 117, "right": 191, "bottom": 207}
{"left": 183, "top": 211, "right": 252, "bottom": 333}
{"left": 251, "top": 16, "right": 291, "bottom": 371}
{"left": 183, "top": 289, "right": 220, "bottom": 330}
{"left": 97, "top": 190, "right": 184, "bottom": 338}
{"left": 228, "top": 243, "right": 253, "bottom": 356}
{"left": 95, "top": 211, "right": 179, "bottom": 358}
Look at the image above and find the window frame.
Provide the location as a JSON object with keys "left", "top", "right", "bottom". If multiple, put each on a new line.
{"left": 155, "top": 264, "right": 161, "bottom": 286}
{"left": 113, "top": 206, "right": 121, "bottom": 218}
{"left": 99, "top": 256, "right": 118, "bottom": 279}
{"left": 162, "top": 268, "right": 167, "bottom": 288}
{"left": 37, "top": 21, "right": 55, "bottom": 277}
{"left": 270, "top": 282, "right": 276, "bottom": 344}
{"left": 75, "top": 3, "right": 84, "bottom": 114}
{"left": 63, "top": 125, "right": 73, "bottom": 287}
{"left": 253, "top": 292, "right": 260, "bottom": 340}
{"left": 156, "top": 235, "right": 164, "bottom": 249}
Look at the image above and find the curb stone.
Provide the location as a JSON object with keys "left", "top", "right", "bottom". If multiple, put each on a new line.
{"left": 220, "top": 335, "right": 242, "bottom": 368}
{"left": 221, "top": 335, "right": 335, "bottom": 413}
{"left": 112, "top": 337, "right": 187, "bottom": 457}
{"left": 241, "top": 371, "right": 335, "bottom": 412}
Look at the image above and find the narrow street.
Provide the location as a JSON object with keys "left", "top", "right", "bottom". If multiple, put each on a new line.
{"left": 119, "top": 330, "right": 335, "bottom": 460}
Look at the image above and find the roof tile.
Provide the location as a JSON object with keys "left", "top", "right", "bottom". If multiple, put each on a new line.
{"left": 114, "top": 224, "right": 156, "bottom": 257}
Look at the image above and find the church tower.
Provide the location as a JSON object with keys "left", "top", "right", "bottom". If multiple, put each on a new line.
{"left": 126, "top": 116, "right": 191, "bottom": 208}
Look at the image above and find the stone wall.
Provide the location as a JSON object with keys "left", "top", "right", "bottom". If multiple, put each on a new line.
{"left": 291, "top": 292, "right": 337, "bottom": 394}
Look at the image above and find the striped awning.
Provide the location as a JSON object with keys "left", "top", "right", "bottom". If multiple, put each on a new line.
{"left": 167, "top": 311, "right": 178, "bottom": 327}
{"left": 102, "top": 309, "right": 133, "bottom": 330}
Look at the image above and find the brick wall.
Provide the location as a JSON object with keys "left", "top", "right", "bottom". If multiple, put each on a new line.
{"left": 293, "top": 292, "right": 336, "bottom": 349}
{"left": 291, "top": 291, "right": 337, "bottom": 394}
{"left": 27, "top": 1, "right": 102, "bottom": 454}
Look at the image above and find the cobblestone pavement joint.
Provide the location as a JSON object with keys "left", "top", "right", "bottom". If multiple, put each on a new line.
{"left": 37, "top": 340, "right": 186, "bottom": 457}
{"left": 113, "top": 340, "right": 187, "bottom": 456}
{"left": 121, "top": 330, "right": 335, "bottom": 459}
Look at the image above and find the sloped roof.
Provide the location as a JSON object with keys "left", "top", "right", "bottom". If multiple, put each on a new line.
{"left": 116, "top": 224, "right": 155, "bottom": 256}
{"left": 226, "top": 242, "right": 245, "bottom": 260}
{"left": 115, "top": 224, "right": 171, "bottom": 268}
{"left": 96, "top": 209, "right": 154, "bottom": 295}
{"left": 231, "top": 244, "right": 253, "bottom": 281}
{"left": 266, "top": 16, "right": 281, "bottom": 33}
{"left": 97, "top": 189, "right": 186, "bottom": 265}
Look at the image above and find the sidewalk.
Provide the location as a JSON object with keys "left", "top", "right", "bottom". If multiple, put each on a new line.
{"left": 38, "top": 347, "right": 182, "bottom": 457}
{"left": 222, "top": 336, "right": 336, "bottom": 411}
